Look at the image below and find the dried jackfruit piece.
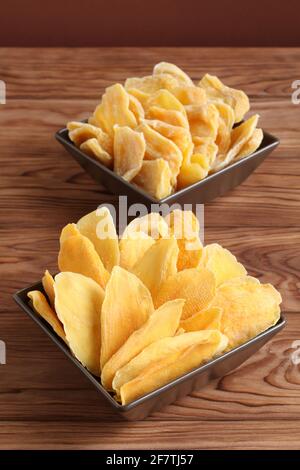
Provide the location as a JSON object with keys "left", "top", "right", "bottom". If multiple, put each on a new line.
{"left": 153, "top": 62, "right": 194, "bottom": 87}
{"left": 113, "top": 126, "right": 145, "bottom": 181}
{"left": 235, "top": 128, "right": 263, "bottom": 160}
{"left": 77, "top": 207, "right": 119, "bottom": 273}
{"left": 155, "top": 267, "right": 216, "bottom": 320}
{"left": 212, "top": 114, "right": 259, "bottom": 172}
{"left": 92, "top": 84, "right": 137, "bottom": 136}
{"left": 145, "top": 89, "right": 186, "bottom": 114}
{"left": 147, "top": 106, "right": 189, "bottom": 129}
{"left": 119, "top": 233, "right": 155, "bottom": 271}
{"left": 142, "top": 119, "right": 191, "bottom": 155}
{"left": 67, "top": 122, "right": 113, "bottom": 154}
{"left": 101, "top": 299, "right": 185, "bottom": 390}
{"left": 121, "top": 213, "right": 169, "bottom": 240}
{"left": 128, "top": 93, "right": 145, "bottom": 122}
{"left": 165, "top": 209, "right": 203, "bottom": 271}
{"left": 185, "top": 103, "right": 219, "bottom": 140}
{"left": 211, "top": 276, "right": 282, "bottom": 350}
{"left": 59, "top": 223, "right": 80, "bottom": 246}
{"left": 54, "top": 272, "right": 104, "bottom": 376}
{"left": 28, "top": 290, "right": 66, "bottom": 342}
{"left": 198, "top": 74, "right": 250, "bottom": 123}
{"left": 133, "top": 159, "right": 173, "bottom": 200}
{"left": 199, "top": 243, "right": 247, "bottom": 287}
{"left": 58, "top": 233, "right": 109, "bottom": 289}
{"left": 125, "top": 74, "right": 178, "bottom": 94}
{"left": 171, "top": 86, "right": 207, "bottom": 106}
{"left": 132, "top": 237, "right": 179, "bottom": 299}
{"left": 180, "top": 306, "right": 222, "bottom": 332}
{"left": 80, "top": 138, "right": 112, "bottom": 168}
{"left": 100, "top": 266, "right": 154, "bottom": 369}
{"left": 137, "top": 123, "right": 183, "bottom": 185}
{"left": 214, "top": 102, "right": 235, "bottom": 156}
{"left": 113, "top": 330, "right": 228, "bottom": 404}
{"left": 127, "top": 88, "right": 150, "bottom": 108}
{"left": 42, "top": 270, "right": 55, "bottom": 308}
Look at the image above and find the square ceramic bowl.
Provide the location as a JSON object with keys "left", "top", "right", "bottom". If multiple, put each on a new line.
{"left": 56, "top": 126, "right": 279, "bottom": 209}
{"left": 13, "top": 282, "right": 285, "bottom": 420}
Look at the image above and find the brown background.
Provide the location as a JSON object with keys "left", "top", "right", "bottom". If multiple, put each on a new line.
{"left": 0, "top": 0, "right": 299, "bottom": 47}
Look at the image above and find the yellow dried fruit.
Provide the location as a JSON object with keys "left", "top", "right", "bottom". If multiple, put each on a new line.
{"left": 180, "top": 306, "right": 222, "bottom": 332}
{"left": 100, "top": 266, "right": 154, "bottom": 369}
{"left": 185, "top": 103, "right": 219, "bottom": 140}
{"left": 127, "top": 88, "right": 150, "bottom": 108}
{"left": 211, "top": 276, "right": 282, "bottom": 350}
{"left": 77, "top": 207, "right": 119, "bottom": 273}
{"left": 128, "top": 93, "right": 145, "bottom": 122}
{"left": 133, "top": 159, "right": 173, "bottom": 200}
{"left": 59, "top": 223, "right": 80, "bottom": 246}
{"left": 235, "top": 128, "right": 263, "bottom": 160}
{"left": 67, "top": 122, "right": 113, "bottom": 154}
{"left": 147, "top": 106, "right": 189, "bottom": 129}
{"left": 42, "top": 270, "right": 55, "bottom": 308}
{"left": 165, "top": 209, "right": 203, "bottom": 270}
{"left": 125, "top": 74, "right": 178, "bottom": 94}
{"left": 113, "top": 126, "right": 145, "bottom": 181}
{"left": 132, "top": 237, "right": 179, "bottom": 299}
{"left": 145, "top": 89, "right": 186, "bottom": 114}
{"left": 171, "top": 86, "right": 207, "bottom": 105}
{"left": 142, "top": 119, "right": 191, "bottom": 155}
{"left": 199, "top": 243, "right": 247, "bottom": 287}
{"left": 137, "top": 123, "right": 183, "bottom": 185}
{"left": 113, "top": 330, "right": 228, "bottom": 404}
{"left": 214, "top": 102, "right": 235, "bottom": 156}
{"left": 101, "top": 299, "right": 185, "bottom": 390}
{"left": 58, "top": 233, "right": 109, "bottom": 289}
{"left": 153, "top": 62, "right": 194, "bottom": 87}
{"left": 119, "top": 233, "right": 155, "bottom": 271}
{"left": 28, "top": 290, "right": 66, "bottom": 342}
{"left": 92, "top": 84, "right": 137, "bottom": 136}
{"left": 54, "top": 272, "right": 104, "bottom": 375}
{"left": 80, "top": 138, "right": 112, "bottom": 168}
{"left": 121, "top": 213, "right": 169, "bottom": 240}
{"left": 155, "top": 267, "right": 216, "bottom": 320}
{"left": 198, "top": 74, "right": 250, "bottom": 123}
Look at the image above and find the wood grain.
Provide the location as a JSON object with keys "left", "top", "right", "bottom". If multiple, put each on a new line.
{"left": 0, "top": 47, "right": 299, "bottom": 450}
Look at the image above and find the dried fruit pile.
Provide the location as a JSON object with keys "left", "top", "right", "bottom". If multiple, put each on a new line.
{"left": 67, "top": 62, "right": 263, "bottom": 199}
{"left": 28, "top": 208, "right": 281, "bottom": 404}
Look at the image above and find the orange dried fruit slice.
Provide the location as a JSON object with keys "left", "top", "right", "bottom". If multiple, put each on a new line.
{"left": 113, "top": 126, "right": 145, "bottom": 181}
{"left": 119, "top": 233, "right": 155, "bottom": 271}
{"left": 235, "top": 128, "right": 263, "bottom": 160}
{"left": 153, "top": 62, "right": 194, "bottom": 86}
{"left": 147, "top": 106, "right": 189, "bottom": 129}
{"left": 185, "top": 103, "right": 219, "bottom": 140}
{"left": 59, "top": 223, "right": 80, "bottom": 246}
{"left": 133, "top": 159, "right": 173, "bottom": 200}
{"left": 125, "top": 74, "right": 178, "bottom": 94}
{"left": 80, "top": 138, "right": 112, "bottom": 167}
{"left": 180, "top": 306, "right": 222, "bottom": 332}
{"left": 28, "top": 290, "right": 66, "bottom": 342}
{"left": 171, "top": 86, "right": 207, "bottom": 105}
{"left": 42, "top": 270, "right": 55, "bottom": 308}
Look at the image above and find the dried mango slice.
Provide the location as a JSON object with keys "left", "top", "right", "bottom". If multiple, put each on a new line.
{"left": 77, "top": 207, "right": 119, "bottom": 273}
{"left": 113, "top": 126, "right": 145, "bottom": 181}
{"left": 59, "top": 223, "right": 80, "bottom": 246}
{"left": 171, "top": 86, "right": 207, "bottom": 106}
{"left": 28, "top": 290, "right": 66, "bottom": 342}
{"left": 121, "top": 213, "right": 169, "bottom": 240}
{"left": 42, "top": 270, "right": 55, "bottom": 308}
{"left": 153, "top": 62, "right": 194, "bottom": 87}
{"left": 100, "top": 266, "right": 154, "bottom": 369}
{"left": 101, "top": 299, "right": 185, "bottom": 390}
{"left": 185, "top": 103, "right": 219, "bottom": 140}
{"left": 127, "top": 88, "right": 150, "bottom": 108}
{"left": 235, "top": 128, "right": 263, "bottom": 160}
{"left": 119, "top": 233, "right": 155, "bottom": 271}
{"left": 214, "top": 102, "right": 235, "bottom": 156}
{"left": 132, "top": 237, "right": 179, "bottom": 299}
{"left": 180, "top": 306, "right": 222, "bottom": 332}
{"left": 155, "top": 267, "right": 216, "bottom": 320}
{"left": 113, "top": 330, "right": 228, "bottom": 404}
{"left": 92, "top": 84, "right": 137, "bottom": 136}
{"left": 128, "top": 94, "right": 145, "bottom": 122}
{"left": 199, "top": 243, "right": 247, "bottom": 287}
{"left": 165, "top": 209, "right": 203, "bottom": 271}
{"left": 54, "top": 272, "right": 104, "bottom": 376}
{"left": 133, "top": 159, "right": 173, "bottom": 200}
{"left": 145, "top": 89, "right": 186, "bottom": 114}
{"left": 212, "top": 114, "right": 259, "bottom": 172}
{"left": 198, "top": 74, "right": 250, "bottom": 123}
{"left": 211, "top": 276, "right": 282, "bottom": 350}
{"left": 125, "top": 74, "right": 178, "bottom": 94}
{"left": 58, "top": 233, "right": 109, "bottom": 289}
{"left": 142, "top": 119, "right": 191, "bottom": 155}
{"left": 137, "top": 123, "right": 183, "bottom": 184}
{"left": 80, "top": 138, "right": 112, "bottom": 167}
{"left": 67, "top": 122, "right": 113, "bottom": 154}
{"left": 147, "top": 106, "right": 189, "bottom": 129}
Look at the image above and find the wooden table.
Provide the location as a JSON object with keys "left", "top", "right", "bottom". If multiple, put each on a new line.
{"left": 0, "top": 48, "right": 299, "bottom": 450}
